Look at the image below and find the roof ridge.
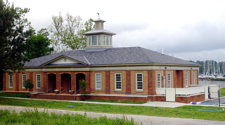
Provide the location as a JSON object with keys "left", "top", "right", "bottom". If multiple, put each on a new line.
{"left": 137, "top": 47, "right": 154, "bottom": 63}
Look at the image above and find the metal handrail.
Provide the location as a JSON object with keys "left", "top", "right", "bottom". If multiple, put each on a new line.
{"left": 60, "top": 89, "right": 67, "bottom": 94}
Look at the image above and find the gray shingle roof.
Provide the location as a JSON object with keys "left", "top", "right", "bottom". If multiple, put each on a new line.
{"left": 24, "top": 47, "right": 198, "bottom": 67}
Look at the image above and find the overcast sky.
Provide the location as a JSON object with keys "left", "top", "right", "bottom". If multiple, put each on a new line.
{"left": 6, "top": 0, "right": 225, "bottom": 61}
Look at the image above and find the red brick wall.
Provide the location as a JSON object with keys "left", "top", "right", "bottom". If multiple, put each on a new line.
{"left": 176, "top": 94, "right": 205, "bottom": 103}
{"left": 126, "top": 71, "right": 131, "bottom": 94}
{"left": 105, "top": 71, "right": 110, "bottom": 94}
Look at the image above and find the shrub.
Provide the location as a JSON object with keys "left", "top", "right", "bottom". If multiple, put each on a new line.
{"left": 24, "top": 79, "right": 34, "bottom": 91}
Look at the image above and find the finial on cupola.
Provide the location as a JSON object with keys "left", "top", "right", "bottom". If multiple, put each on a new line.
{"left": 97, "top": 13, "right": 100, "bottom": 19}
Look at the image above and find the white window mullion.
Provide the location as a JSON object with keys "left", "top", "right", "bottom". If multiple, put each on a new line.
{"left": 115, "top": 73, "right": 122, "bottom": 90}
{"left": 157, "top": 73, "right": 161, "bottom": 88}
{"left": 22, "top": 74, "right": 27, "bottom": 88}
{"left": 168, "top": 73, "right": 171, "bottom": 88}
{"left": 36, "top": 74, "right": 41, "bottom": 89}
{"left": 9, "top": 74, "right": 13, "bottom": 88}
{"left": 95, "top": 73, "right": 102, "bottom": 90}
{"left": 136, "top": 73, "right": 143, "bottom": 91}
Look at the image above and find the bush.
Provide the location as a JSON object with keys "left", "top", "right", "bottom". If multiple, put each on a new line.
{"left": 24, "top": 79, "right": 34, "bottom": 90}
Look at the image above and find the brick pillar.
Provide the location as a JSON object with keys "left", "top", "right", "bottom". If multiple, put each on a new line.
{"left": 148, "top": 70, "right": 156, "bottom": 95}
{"left": 56, "top": 73, "right": 61, "bottom": 93}
{"left": 2, "top": 73, "right": 6, "bottom": 91}
{"left": 126, "top": 71, "right": 131, "bottom": 94}
{"left": 105, "top": 71, "right": 110, "bottom": 94}
{"left": 85, "top": 72, "right": 90, "bottom": 92}
{"left": 29, "top": 72, "right": 33, "bottom": 81}
{"left": 15, "top": 73, "right": 19, "bottom": 91}
{"left": 43, "top": 72, "right": 48, "bottom": 92}
{"left": 71, "top": 72, "right": 76, "bottom": 91}
{"left": 173, "top": 71, "right": 176, "bottom": 88}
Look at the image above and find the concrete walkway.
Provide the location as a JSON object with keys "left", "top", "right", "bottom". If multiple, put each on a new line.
{"left": 0, "top": 105, "right": 225, "bottom": 125}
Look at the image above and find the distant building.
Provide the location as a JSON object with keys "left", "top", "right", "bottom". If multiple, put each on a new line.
{"left": 2, "top": 18, "right": 204, "bottom": 103}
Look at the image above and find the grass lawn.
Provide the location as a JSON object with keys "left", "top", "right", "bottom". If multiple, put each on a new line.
{"left": 0, "top": 97, "right": 225, "bottom": 121}
{"left": 220, "top": 88, "right": 225, "bottom": 97}
{"left": 0, "top": 109, "right": 138, "bottom": 125}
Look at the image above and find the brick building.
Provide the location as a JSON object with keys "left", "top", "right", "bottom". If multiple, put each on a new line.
{"left": 2, "top": 18, "right": 204, "bottom": 103}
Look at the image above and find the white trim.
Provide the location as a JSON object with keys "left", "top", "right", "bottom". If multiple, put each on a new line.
{"left": 136, "top": 73, "right": 143, "bottom": 91}
{"left": 157, "top": 73, "right": 161, "bottom": 88}
{"left": 24, "top": 66, "right": 199, "bottom": 72}
{"left": 185, "top": 72, "right": 188, "bottom": 87}
{"left": 192, "top": 72, "right": 196, "bottom": 85}
{"left": 8, "top": 74, "right": 13, "bottom": 88}
{"left": 115, "top": 73, "right": 122, "bottom": 90}
{"left": 95, "top": 73, "right": 102, "bottom": 90}
{"left": 36, "top": 74, "right": 41, "bottom": 89}
{"left": 22, "top": 74, "right": 27, "bottom": 88}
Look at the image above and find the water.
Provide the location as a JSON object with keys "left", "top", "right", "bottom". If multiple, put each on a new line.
{"left": 199, "top": 79, "right": 225, "bottom": 88}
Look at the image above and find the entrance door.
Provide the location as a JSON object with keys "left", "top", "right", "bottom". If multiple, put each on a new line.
{"left": 48, "top": 74, "right": 56, "bottom": 93}
{"left": 166, "top": 88, "right": 176, "bottom": 101}
{"left": 76, "top": 74, "right": 85, "bottom": 93}
{"left": 61, "top": 74, "right": 71, "bottom": 93}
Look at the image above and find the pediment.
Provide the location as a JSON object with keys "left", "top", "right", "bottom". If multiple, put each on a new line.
{"left": 50, "top": 58, "right": 78, "bottom": 64}
{"left": 41, "top": 55, "right": 87, "bottom": 67}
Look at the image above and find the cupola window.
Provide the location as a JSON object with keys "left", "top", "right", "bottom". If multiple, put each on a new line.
{"left": 88, "top": 35, "right": 100, "bottom": 46}
{"left": 104, "top": 35, "right": 111, "bottom": 46}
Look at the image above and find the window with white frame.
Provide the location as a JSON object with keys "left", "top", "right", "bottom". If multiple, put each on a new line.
{"left": 22, "top": 74, "right": 27, "bottom": 88}
{"left": 88, "top": 35, "right": 100, "bottom": 46}
{"left": 185, "top": 72, "right": 188, "bottom": 87}
{"left": 157, "top": 73, "right": 161, "bottom": 88}
{"left": 95, "top": 73, "right": 102, "bottom": 90}
{"left": 36, "top": 74, "right": 41, "bottom": 89}
{"left": 104, "top": 35, "right": 111, "bottom": 45}
{"left": 115, "top": 73, "right": 122, "bottom": 90}
{"left": 8, "top": 74, "right": 13, "bottom": 88}
{"left": 168, "top": 73, "right": 171, "bottom": 88}
{"left": 136, "top": 73, "right": 143, "bottom": 90}
{"left": 192, "top": 72, "right": 196, "bottom": 85}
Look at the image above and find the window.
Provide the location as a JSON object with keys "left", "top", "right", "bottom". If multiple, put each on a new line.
{"left": 22, "top": 74, "right": 27, "bottom": 88}
{"left": 104, "top": 35, "right": 111, "bottom": 45}
{"left": 185, "top": 72, "right": 188, "bottom": 87}
{"left": 115, "top": 73, "right": 122, "bottom": 90}
{"left": 136, "top": 73, "right": 143, "bottom": 90}
{"left": 168, "top": 73, "right": 171, "bottom": 88}
{"left": 95, "top": 73, "right": 102, "bottom": 90}
{"left": 89, "top": 35, "right": 100, "bottom": 46}
{"left": 8, "top": 74, "right": 13, "bottom": 88}
{"left": 157, "top": 73, "right": 161, "bottom": 88}
{"left": 36, "top": 74, "right": 41, "bottom": 89}
{"left": 192, "top": 72, "right": 196, "bottom": 85}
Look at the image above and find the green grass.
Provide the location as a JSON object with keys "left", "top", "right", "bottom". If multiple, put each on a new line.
{"left": 0, "top": 97, "right": 225, "bottom": 121}
{"left": 0, "top": 93, "right": 30, "bottom": 98}
{"left": 220, "top": 88, "right": 225, "bottom": 97}
{"left": 85, "top": 99, "right": 145, "bottom": 104}
{"left": 0, "top": 109, "right": 139, "bottom": 125}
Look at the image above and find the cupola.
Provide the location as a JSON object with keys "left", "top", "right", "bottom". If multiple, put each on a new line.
{"left": 84, "top": 18, "right": 116, "bottom": 49}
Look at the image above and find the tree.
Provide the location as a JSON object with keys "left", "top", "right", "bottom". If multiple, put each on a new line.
{"left": 0, "top": 0, "right": 33, "bottom": 89}
{"left": 24, "top": 28, "right": 54, "bottom": 60}
{"left": 49, "top": 12, "right": 94, "bottom": 53}
{"left": 24, "top": 79, "right": 34, "bottom": 91}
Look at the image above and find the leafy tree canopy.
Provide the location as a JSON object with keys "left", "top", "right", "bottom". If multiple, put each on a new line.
{"left": 0, "top": 0, "right": 33, "bottom": 73}
{"left": 49, "top": 12, "right": 94, "bottom": 53}
{"left": 24, "top": 28, "right": 54, "bottom": 60}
